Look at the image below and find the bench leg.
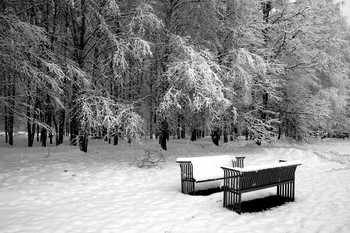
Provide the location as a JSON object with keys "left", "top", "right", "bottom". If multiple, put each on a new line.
{"left": 223, "top": 189, "right": 242, "bottom": 214}
{"left": 181, "top": 179, "right": 195, "bottom": 195}
{"left": 236, "top": 192, "right": 242, "bottom": 214}
{"left": 178, "top": 162, "right": 195, "bottom": 194}
{"left": 277, "top": 181, "right": 295, "bottom": 201}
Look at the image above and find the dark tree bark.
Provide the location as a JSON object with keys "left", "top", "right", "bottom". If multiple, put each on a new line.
{"left": 49, "top": 132, "right": 53, "bottom": 144}
{"left": 27, "top": 112, "right": 35, "bottom": 147}
{"left": 223, "top": 130, "right": 228, "bottom": 143}
{"left": 58, "top": 109, "right": 65, "bottom": 145}
{"left": 191, "top": 129, "right": 197, "bottom": 141}
{"left": 211, "top": 129, "right": 220, "bottom": 146}
{"left": 26, "top": 79, "right": 35, "bottom": 147}
{"left": 79, "top": 131, "right": 88, "bottom": 152}
{"left": 36, "top": 124, "right": 40, "bottom": 141}
{"left": 70, "top": 83, "right": 79, "bottom": 146}
{"left": 278, "top": 125, "right": 282, "bottom": 140}
{"left": 159, "top": 120, "right": 168, "bottom": 150}
{"left": 7, "top": 74, "right": 15, "bottom": 146}
{"left": 53, "top": 116, "right": 59, "bottom": 146}
{"left": 181, "top": 122, "right": 186, "bottom": 139}
{"left": 7, "top": 110, "right": 13, "bottom": 146}
{"left": 4, "top": 106, "right": 8, "bottom": 143}
{"left": 41, "top": 128, "right": 47, "bottom": 147}
{"left": 113, "top": 133, "right": 118, "bottom": 145}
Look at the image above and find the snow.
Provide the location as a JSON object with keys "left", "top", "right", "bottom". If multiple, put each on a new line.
{"left": 222, "top": 160, "right": 302, "bottom": 172}
{"left": 1, "top": 136, "right": 350, "bottom": 233}
{"left": 176, "top": 155, "right": 236, "bottom": 181}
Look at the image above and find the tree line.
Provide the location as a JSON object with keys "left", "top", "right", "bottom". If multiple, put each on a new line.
{"left": 1, "top": 0, "right": 350, "bottom": 151}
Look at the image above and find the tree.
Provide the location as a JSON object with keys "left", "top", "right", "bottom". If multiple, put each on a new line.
{"left": 267, "top": 0, "right": 350, "bottom": 140}
{"left": 1, "top": 0, "right": 349, "bottom": 150}
{"left": 0, "top": 8, "right": 69, "bottom": 146}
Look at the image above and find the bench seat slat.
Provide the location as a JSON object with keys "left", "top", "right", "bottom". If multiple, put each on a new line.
{"left": 226, "top": 179, "right": 295, "bottom": 193}
{"left": 196, "top": 177, "right": 226, "bottom": 183}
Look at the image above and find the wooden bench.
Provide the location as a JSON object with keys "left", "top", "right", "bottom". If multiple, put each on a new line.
{"left": 221, "top": 160, "right": 301, "bottom": 214}
{"left": 176, "top": 155, "right": 245, "bottom": 195}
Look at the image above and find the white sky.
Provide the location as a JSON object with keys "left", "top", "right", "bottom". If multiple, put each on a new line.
{"left": 338, "top": 0, "right": 350, "bottom": 24}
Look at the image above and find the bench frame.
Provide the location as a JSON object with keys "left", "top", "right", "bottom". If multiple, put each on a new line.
{"left": 177, "top": 156, "right": 245, "bottom": 195}
{"left": 221, "top": 160, "right": 301, "bottom": 214}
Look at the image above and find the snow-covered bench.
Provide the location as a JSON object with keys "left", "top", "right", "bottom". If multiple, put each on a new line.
{"left": 176, "top": 155, "right": 245, "bottom": 195}
{"left": 221, "top": 160, "right": 302, "bottom": 214}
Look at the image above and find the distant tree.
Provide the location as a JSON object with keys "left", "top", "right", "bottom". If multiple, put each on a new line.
{"left": 268, "top": 0, "right": 350, "bottom": 140}
{"left": 0, "top": 8, "right": 70, "bottom": 146}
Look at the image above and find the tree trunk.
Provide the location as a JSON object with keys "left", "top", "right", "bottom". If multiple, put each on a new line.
{"left": 27, "top": 110, "right": 35, "bottom": 147}
{"left": 7, "top": 74, "right": 15, "bottom": 146}
{"left": 41, "top": 128, "right": 47, "bottom": 147}
{"left": 36, "top": 124, "right": 40, "bottom": 141}
{"left": 79, "top": 132, "right": 88, "bottom": 152}
{"left": 49, "top": 133, "right": 53, "bottom": 144}
{"left": 70, "top": 83, "right": 79, "bottom": 146}
{"left": 191, "top": 129, "right": 197, "bottom": 141}
{"left": 211, "top": 129, "right": 220, "bottom": 146}
{"left": 177, "top": 114, "right": 181, "bottom": 139}
{"left": 150, "top": 106, "right": 154, "bottom": 139}
{"left": 68, "top": 0, "right": 88, "bottom": 151}
{"left": 58, "top": 109, "right": 65, "bottom": 145}
{"left": 259, "top": 1, "right": 272, "bottom": 146}
{"left": 223, "top": 130, "right": 228, "bottom": 143}
{"left": 159, "top": 120, "right": 168, "bottom": 150}
{"left": 4, "top": 106, "right": 8, "bottom": 143}
{"left": 181, "top": 118, "right": 186, "bottom": 139}
{"left": 113, "top": 133, "right": 118, "bottom": 145}
{"left": 54, "top": 116, "right": 59, "bottom": 146}
{"left": 278, "top": 125, "right": 282, "bottom": 140}
{"left": 197, "top": 129, "right": 202, "bottom": 139}
{"left": 7, "top": 111, "right": 13, "bottom": 146}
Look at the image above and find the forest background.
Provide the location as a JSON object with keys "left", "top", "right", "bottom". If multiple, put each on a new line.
{"left": 1, "top": 0, "right": 350, "bottom": 152}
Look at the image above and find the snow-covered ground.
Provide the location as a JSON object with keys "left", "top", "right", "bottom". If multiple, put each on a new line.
{"left": 0, "top": 135, "right": 350, "bottom": 233}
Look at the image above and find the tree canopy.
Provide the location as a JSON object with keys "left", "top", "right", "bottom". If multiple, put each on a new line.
{"left": 1, "top": 0, "right": 350, "bottom": 150}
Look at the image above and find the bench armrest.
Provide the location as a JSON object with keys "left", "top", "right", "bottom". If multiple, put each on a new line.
{"left": 221, "top": 166, "right": 242, "bottom": 173}
{"left": 177, "top": 161, "right": 194, "bottom": 180}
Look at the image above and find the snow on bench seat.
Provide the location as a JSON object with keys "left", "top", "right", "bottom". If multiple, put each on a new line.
{"left": 221, "top": 160, "right": 302, "bottom": 173}
{"left": 176, "top": 155, "right": 236, "bottom": 181}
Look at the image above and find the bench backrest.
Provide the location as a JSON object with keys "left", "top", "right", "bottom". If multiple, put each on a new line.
{"left": 222, "top": 161, "right": 301, "bottom": 191}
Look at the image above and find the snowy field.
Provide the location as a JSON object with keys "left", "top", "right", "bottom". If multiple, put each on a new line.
{"left": 0, "top": 135, "right": 350, "bottom": 233}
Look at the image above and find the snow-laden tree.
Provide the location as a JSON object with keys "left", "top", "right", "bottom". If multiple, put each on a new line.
{"left": 2, "top": 0, "right": 350, "bottom": 151}
{"left": 158, "top": 35, "right": 232, "bottom": 124}
{"left": 210, "top": 0, "right": 286, "bottom": 144}
{"left": 61, "top": 0, "right": 163, "bottom": 151}
{"left": 267, "top": 0, "right": 350, "bottom": 140}
{"left": 0, "top": 11, "right": 78, "bottom": 146}
{"left": 0, "top": 0, "right": 162, "bottom": 151}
